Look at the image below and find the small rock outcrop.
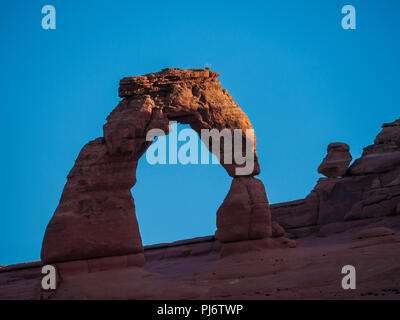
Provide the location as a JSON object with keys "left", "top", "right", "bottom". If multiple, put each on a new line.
{"left": 41, "top": 68, "right": 284, "bottom": 264}
{"left": 349, "top": 119, "right": 400, "bottom": 176}
{"left": 272, "top": 118, "right": 400, "bottom": 238}
{"left": 318, "top": 143, "right": 352, "bottom": 178}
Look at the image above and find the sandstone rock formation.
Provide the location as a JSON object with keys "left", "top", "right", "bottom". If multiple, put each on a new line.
{"left": 4, "top": 109, "right": 400, "bottom": 300}
{"left": 216, "top": 177, "right": 272, "bottom": 242}
{"left": 272, "top": 118, "right": 400, "bottom": 238}
{"left": 41, "top": 68, "right": 280, "bottom": 264}
{"left": 349, "top": 119, "right": 400, "bottom": 176}
{"left": 318, "top": 142, "right": 352, "bottom": 178}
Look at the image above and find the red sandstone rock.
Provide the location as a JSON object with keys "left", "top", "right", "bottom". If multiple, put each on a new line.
{"left": 345, "top": 197, "right": 399, "bottom": 221}
{"left": 271, "top": 192, "right": 319, "bottom": 229}
{"left": 41, "top": 69, "right": 271, "bottom": 264}
{"left": 271, "top": 221, "right": 285, "bottom": 238}
{"left": 318, "top": 222, "right": 347, "bottom": 237}
{"left": 318, "top": 143, "right": 352, "bottom": 178}
{"left": 40, "top": 68, "right": 399, "bottom": 267}
{"left": 349, "top": 118, "right": 400, "bottom": 176}
{"left": 220, "top": 237, "right": 297, "bottom": 257}
{"left": 216, "top": 177, "right": 272, "bottom": 243}
{"left": 272, "top": 118, "right": 400, "bottom": 237}
{"left": 116, "top": 68, "right": 261, "bottom": 177}
{"left": 144, "top": 237, "right": 221, "bottom": 262}
{"left": 374, "top": 119, "right": 400, "bottom": 145}
{"left": 315, "top": 177, "right": 364, "bottom": 224}
{"left": 3, "top": 229, "right": 400, "bottom": 300}
{"left": 349, "top": 152, "right": 400, "bottom": 175}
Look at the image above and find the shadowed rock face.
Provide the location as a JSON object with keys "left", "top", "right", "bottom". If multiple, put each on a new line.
{"left": 349, "top": 119, "right": 400, "bottom": 176}
{"left": 41, "top": 68, "right": 276, "bottom": 264}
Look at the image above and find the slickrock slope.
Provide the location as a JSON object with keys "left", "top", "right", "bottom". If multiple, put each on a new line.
{"left": 1, "top": 220, "right": 399, "bottom": 300}
{"left": 41, "top": 68, "right": 284, "bottom": 264}
{"left": 272, "top": 118, "right": 400, "bottom": 238}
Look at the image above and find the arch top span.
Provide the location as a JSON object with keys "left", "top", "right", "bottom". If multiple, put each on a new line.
{"left": 106, "top": 68, "right": 260, "bottom": 177}
{"left": 41, "top": 68, "right": 282, "bottom": 264}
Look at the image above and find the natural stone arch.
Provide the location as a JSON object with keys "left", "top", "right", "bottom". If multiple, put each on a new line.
{"left": 41, "top": 69, "right": 276, "bottom": 264}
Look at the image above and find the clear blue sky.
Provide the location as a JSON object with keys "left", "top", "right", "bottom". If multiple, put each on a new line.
{"left": 0, "top": 0, "right": 399, "bottom": 265}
